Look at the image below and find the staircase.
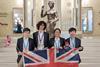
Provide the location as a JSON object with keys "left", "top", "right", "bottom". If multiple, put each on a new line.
{"left": 0, "top": 37, "right": 18, "bottom": 67}
{"left": 0, "top": 36, "right": 100, "bottom": 67}
{"left": 79, "top": 37, "right": 100, "bottom": 67}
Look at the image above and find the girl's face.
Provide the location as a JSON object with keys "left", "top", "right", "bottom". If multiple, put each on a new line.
{"left": 39, "top": 24, "right": 45, "bottom": 30}
{"left": 54, "top": 30, "right": 61, "bottom": 37}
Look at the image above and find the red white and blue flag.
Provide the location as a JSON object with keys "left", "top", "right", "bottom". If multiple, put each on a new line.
{"left": 55, "top": 47, "right": 79, "bottom": 63}
{"left": 23, "top": 47, "right": 79, "bottom": 67}
{"left": 23, "top": 49, "right": 50, "bottom": 67}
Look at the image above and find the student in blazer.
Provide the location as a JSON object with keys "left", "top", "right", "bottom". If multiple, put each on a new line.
{"left": 49, "top": 28, "right": 65, "bottom": 48}
{"left": 16, "top": 28, "right": 35, "bottom": 67}
{"left": 65, "top": 27, "right": 83, "bottom": 63}
{"left": 33, "top": 21, "right": 49, "bottom": 50}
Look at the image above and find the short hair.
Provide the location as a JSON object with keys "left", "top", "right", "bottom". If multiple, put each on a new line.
{"left": 23, "top": 28, "right": 30, "bottom": 33}
{"left": 69, "top": 27, "right": 76, "bottom": 33}
{"left": 36, "top": 21, "right": 47, "bottom": 30}
{"left": 54, "top": 28, "right": 61, "bottom": 33}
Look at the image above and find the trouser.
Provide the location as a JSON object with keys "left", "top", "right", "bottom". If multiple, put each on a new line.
{"left": 18, "top": 58, "right": 23, "bottom": 67}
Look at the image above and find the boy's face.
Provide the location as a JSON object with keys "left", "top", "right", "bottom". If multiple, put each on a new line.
{"left": 23, "top": 31, "right": 30, "bottom": 38}
{"left": 69, "top": 31, "right": 76, "bottom": 37}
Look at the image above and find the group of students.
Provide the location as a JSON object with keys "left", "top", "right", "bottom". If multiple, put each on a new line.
{"left": 16, "top": 21, "right": 83, "bottom": 67}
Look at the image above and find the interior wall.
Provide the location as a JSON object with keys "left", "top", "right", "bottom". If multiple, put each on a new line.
{"left": 0, "top": 0, "right": 23, "bottom": 37}
{"left": 82, "top": 0, "right": 100, "bottom": 36}
{"left": 1, "top": 0, "right": 95, "bottom": 37}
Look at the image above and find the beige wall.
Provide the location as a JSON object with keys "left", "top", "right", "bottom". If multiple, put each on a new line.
{"left": 1, "top": 0, "right": 100, "bottom": 37}
{"left": 82, "top": 0, "right": 100, "bottom": 36}
{"left": 0, "top": 0, "right": 23, "bottom": 37}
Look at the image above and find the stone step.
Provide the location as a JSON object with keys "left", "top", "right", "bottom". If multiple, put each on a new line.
{"left": 81, "top": 57, "right": 100, "bottom": 63}
{"left": 80, "top": 47, "right": 100, "bottom": 53}
{"left": 82, "top": 44, "right": 100, "bottom": 47}
{"left": 82, "top": 39, "right": 100, "bottom": 43}
{"left": 0, "top": 37, "right": 100, "bottom": 67}
{"left": 79, "top": 63, "right": 100, "bottom": 67}
{"left": 80, "top": 51, "right": 100, "bottom": 57}
{"left": 0, "top": 63, "right": 17, "bottom": 67}
{"left": 0, "top": 57, "right": 16, "bottom": 63}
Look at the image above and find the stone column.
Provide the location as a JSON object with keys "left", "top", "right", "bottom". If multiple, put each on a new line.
{"left": 77, "top": 0, "right": 81, "bottom": 30}
{"left": 24, "top": 0, "right": 33, "bottom": 32}
{"left": 73, "top": 0, "right": 81, "bottom": 30}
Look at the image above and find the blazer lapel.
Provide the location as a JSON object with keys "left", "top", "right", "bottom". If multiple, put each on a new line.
{"left": 36, "top": 32, "right": 38, "bottom": 43}
{"left": 60, "top": 38, "right": 62, "bottom": 46}
{"left": 21, "top": 38, "right": 23, "bottom": 51}
{"left": 52, "top": 38, "right": 55, "bottom": 46}
{"left": 28, "top": 38, "right": 31, "bottom": 50}
{"left": 44, "top": 32, "right": 46, "bottom": 43}
{"left": 68, "top": 38, "right": 70, "bottom": 45}
{"left": 75, "top": 38, "right": 77, "bottom": 48}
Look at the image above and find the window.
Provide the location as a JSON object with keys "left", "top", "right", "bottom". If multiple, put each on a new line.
{"left": 82, "top": 7, "right": 93, "bottom": 33}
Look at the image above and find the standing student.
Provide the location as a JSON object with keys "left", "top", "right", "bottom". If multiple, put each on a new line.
{"left": 65, "top": 27, "right": 83, "bottom": 63}
{"left": 16, "top": 28, "right": 35, "bottom": 67}
{"left": 49, "top": 28, "right": 65, "bottom": 48}
{"left": 33, "top": 21, "right": 49, "bottom": 50}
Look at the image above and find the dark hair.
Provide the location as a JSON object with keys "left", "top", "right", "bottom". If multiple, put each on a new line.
{"left": 54, "top": 28, "right": 61, "bottom": 33}
{"left": 36, "top": 21, "right": 47, "bottom": 30}
{"left": 69, "top": 27, "right": 76, "bottom": 33}
{"left": 23, "top": 28, "right": 30, "bottom": 33}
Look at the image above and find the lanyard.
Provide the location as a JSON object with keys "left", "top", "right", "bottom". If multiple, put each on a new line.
{"left": 38, "top": 33, "right": 44, "bottom": 43}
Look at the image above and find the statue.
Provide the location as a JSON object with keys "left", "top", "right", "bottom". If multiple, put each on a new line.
{"left": 41, "top": 1, "right": 59, "bottom": 38}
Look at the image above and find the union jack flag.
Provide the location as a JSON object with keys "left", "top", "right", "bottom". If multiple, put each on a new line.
{"left": 23, "top": 47, "right": 79, "bottom": 67}
{"left": 55, "top": 47, "right": 79, "bottom": 63}
{"left": 23, "top": 49, "right": 50, "bottom": 67}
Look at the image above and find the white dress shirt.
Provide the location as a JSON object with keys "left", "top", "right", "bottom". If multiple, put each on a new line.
{"left": 23, "top": 38, "right": 29, "bottom": 51}
{"left": 70, "top": 37, "right": 75, "bottom": 48}
{"left": 54, "top": 38, "right": 60, "bottom": 48}
{"left": 37, "top": 31, "right": 44, "bottom": 50}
